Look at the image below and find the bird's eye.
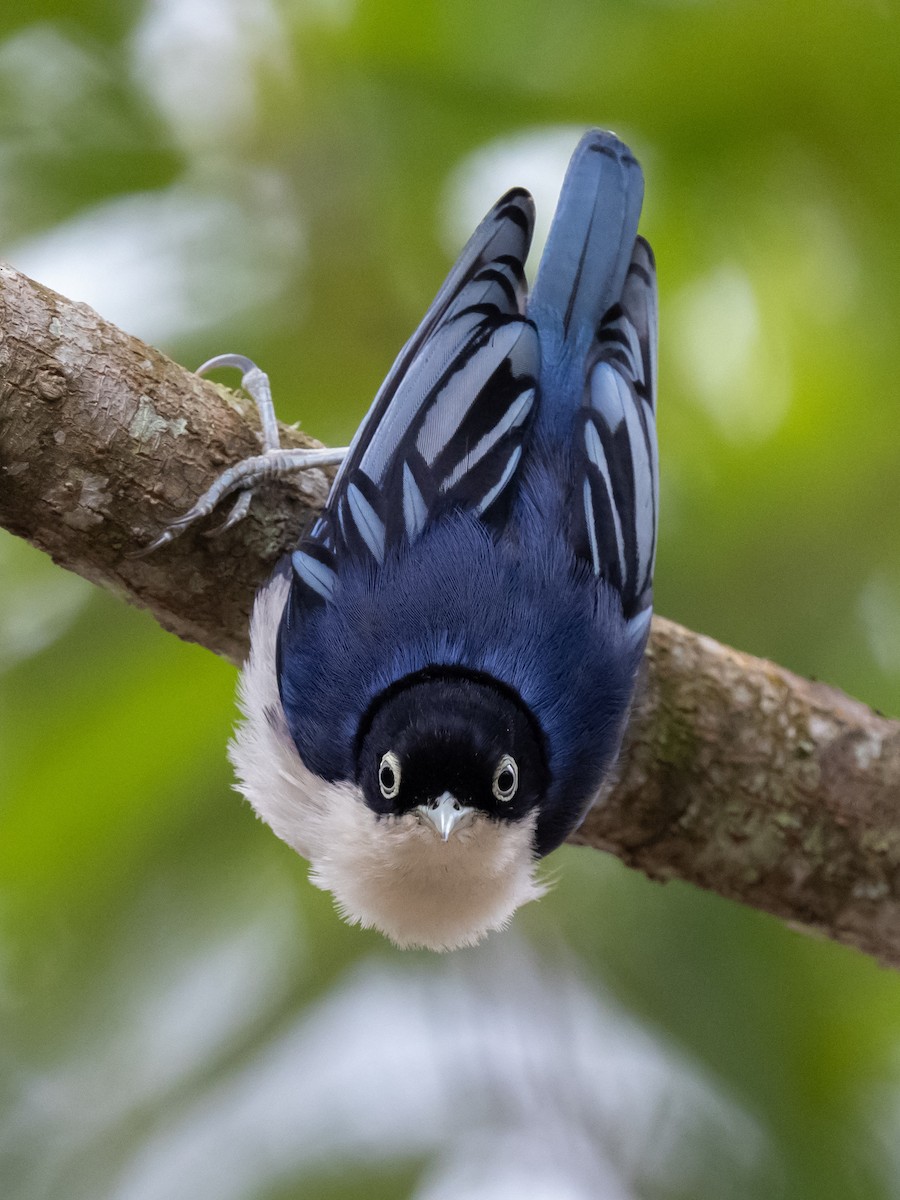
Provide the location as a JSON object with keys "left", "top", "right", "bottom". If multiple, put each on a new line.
{"left": 492, "top": 754, "right": 518, "bottom": 802}
{"left": 378, "top": 751, "right": 401, "bottom": 800}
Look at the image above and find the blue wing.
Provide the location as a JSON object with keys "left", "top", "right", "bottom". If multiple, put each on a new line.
{"left": 574, "top": 237, "right": 658, "bottom": 626}
{"left": 292, "top": 188, "right": 540, "bottom": 604}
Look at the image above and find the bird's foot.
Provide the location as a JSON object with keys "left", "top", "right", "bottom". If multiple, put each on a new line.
{"left": 134, "top": 355, "right": 347, "bottom": 556}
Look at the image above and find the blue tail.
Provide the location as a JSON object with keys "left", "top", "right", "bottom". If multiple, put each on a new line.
{"left": 528, "top": 131, "right": 644, "bottom": 371}
{"left": 521, "top": 130, "right": 657, "bottom": 632}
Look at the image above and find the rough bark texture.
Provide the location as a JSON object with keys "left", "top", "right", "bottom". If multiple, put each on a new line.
{"left": 0, "top": 263, "right": 333, "bottom": 662}
{"left": 575, "top": 626, "right": 900, "bottom": 967}
{"left": 2, "top": 263, "right": 899, "bottom": 968}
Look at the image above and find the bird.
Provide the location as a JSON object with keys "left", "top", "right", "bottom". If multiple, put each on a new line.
{"left": 148, "top": 129, "right": 658, "bottom": 951}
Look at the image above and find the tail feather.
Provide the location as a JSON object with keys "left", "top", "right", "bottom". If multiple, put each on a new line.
{"left": 527, "top": 131, "right": 657, "bottom": 629}
{"left": 529, "top": 131, "right": 644, "bottom": 356}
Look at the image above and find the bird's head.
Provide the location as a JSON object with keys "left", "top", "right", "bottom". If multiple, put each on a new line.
{"left": 308, "top": 671, "right": 550, "bottom": 950}
{"left": 357, "top": 670, "right": 548, "bottom": 839}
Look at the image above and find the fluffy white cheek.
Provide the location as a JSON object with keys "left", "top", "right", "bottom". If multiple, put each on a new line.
{"left": 228, "top": 570, "right": 547, "bottom": 952}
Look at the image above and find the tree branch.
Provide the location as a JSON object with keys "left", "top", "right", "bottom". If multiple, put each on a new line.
{"left": 0, "top": 263, "right": 332, "bottom": 662}
{"left": 2, "top": 263, "right": 899, "bottom": 968}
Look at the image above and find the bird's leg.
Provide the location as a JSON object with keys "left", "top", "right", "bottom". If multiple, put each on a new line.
{"left": 136, "top": 354, "right": 348, "bottom": 555}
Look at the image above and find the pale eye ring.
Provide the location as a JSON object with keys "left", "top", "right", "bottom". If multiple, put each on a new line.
{"left": 378, "top": 751, "right": 401, "bottom": 800}
{"left": 492, "top": 754, "right": 518, "bottom": 802}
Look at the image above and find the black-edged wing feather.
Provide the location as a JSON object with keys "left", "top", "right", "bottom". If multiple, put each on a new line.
{"left": 292, "top": 189, "right": 540, "bottom": 605}
{"left": 572, "top": 237, "right": 658, "bottom": 629}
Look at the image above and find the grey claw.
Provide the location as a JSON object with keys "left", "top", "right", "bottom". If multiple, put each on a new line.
{"left": 196, "top": 353, "right": 257, "bottom": 378}
{"left": 131, "top": 494, "right": 220, "bottom": 557}
{"left": 127, "top": 527, "right": 179, "bottom": 559}
{"left": 203, "top": 490, "right": 252, "bottom": 537}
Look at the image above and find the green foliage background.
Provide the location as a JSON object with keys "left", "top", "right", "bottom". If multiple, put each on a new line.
{"left": 1, "top": 1, "right": 899, "bottom": 1197}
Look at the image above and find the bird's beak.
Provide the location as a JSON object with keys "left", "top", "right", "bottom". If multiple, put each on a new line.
{"left": 416, "top": 791, "right": 475, "bottom": 841}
